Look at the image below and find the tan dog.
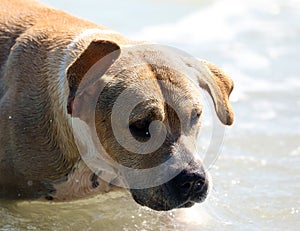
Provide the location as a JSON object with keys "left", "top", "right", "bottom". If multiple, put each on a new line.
{"left": 0, "top": 0, "right": 234, "bottom": 211}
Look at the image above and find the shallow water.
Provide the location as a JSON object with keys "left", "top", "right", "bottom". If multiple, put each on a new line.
{"left": 1, "top": 0, "right": 300, "bottom": 230}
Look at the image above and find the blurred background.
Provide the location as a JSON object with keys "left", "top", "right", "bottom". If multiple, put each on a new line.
{"left": 1, "top": 0, "right": 299, "bottom": 230}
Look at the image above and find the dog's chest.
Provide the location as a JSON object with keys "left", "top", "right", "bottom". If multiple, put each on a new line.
{"left": 50, "top": 160, "right": 119, "bottom": 201}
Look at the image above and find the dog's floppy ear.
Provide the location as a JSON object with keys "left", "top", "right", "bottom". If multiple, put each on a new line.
{"left": 67, "top": 40, "right": 121, "bottom": 115}
{"left": 188, "top": 59, "right": 234, "bottom": 125}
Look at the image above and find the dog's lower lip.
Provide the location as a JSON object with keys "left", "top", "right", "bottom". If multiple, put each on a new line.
{"left": 177, "top": 201, "right": 195, "bottom": 208}
{"left": 192, "top": 195, "right": 207, "bottom": 203}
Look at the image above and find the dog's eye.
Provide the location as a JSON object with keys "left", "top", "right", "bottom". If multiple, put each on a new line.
{"left": 129, "top": 119, "right": 151, "bottom": 138}
{"left": 191, "top": 109, "right": 202, "bottom": 126}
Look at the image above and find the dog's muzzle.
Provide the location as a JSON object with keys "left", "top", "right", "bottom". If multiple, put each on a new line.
{"left": 130, "top": 167, "right": 209, "bottom": 211}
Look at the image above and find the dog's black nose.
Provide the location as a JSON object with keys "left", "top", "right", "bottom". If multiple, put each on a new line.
{"left": 171, "top": 169, "right": 208, "bottom": 203}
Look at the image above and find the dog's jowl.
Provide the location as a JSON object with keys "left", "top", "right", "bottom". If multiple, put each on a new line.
{"left": 0, "top": 0, "right": 234, "bottom": 210}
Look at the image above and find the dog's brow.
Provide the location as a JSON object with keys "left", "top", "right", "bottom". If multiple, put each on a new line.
{"left": 129, "top": 105, "right": 164, "bottom": 123}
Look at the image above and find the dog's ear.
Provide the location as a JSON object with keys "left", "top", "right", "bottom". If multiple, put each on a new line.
{"left": 66, "top": 40, "right": 121, "bottom": 115}
{"left": 188, "top": 59, "right": 234, "bottom": 125}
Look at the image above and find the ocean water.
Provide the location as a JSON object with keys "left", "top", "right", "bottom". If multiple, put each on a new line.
{"left": 1, "top": 0, "right": 300, "bottom": 230}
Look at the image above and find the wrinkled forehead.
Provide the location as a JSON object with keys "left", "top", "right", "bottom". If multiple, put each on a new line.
{"left": 115, "top": 44, "right": 195, "bottom": 72}
{"left": 107, "top": 45, "right": 203, "bottom": 112}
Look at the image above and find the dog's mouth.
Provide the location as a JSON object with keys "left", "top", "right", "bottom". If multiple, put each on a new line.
{"left": 130, "top": 181, "right": 209, "bottom": 211}
{"left": 177, "top": 201, "right": 195, "bottom": 209}
{"left": 127, "top": 167, "right": 210, "bottom": 211}
{"left": 130, "top": 189, "right": 207, "bottom": 211}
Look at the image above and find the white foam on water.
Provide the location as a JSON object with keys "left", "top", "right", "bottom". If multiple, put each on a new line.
{"left": 133, "top": 0, "right": 300, "bottom": 44}
{"left": 133, "top": 0, "right": 300, "bottom": 96}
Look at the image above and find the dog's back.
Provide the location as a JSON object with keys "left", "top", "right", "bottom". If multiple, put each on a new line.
{"left": 0, "top": 0, "right": 47, "bottom": 78}
{"left": 0, "top": 0, "right": 72, "bottom": 98}
{"left": 0, "top": 0, "right": 35, "bottom": 97}
{"left": 0, "top": 0, "right": 100, "bottom": 83}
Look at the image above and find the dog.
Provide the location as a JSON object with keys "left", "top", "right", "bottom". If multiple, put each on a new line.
{"left": 0, "top": 0, "right": 234, "bottom": 211}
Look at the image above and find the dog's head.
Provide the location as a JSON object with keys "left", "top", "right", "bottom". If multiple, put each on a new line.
{"left": 67, "top": 40, "right": 234, "bottom": 211}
